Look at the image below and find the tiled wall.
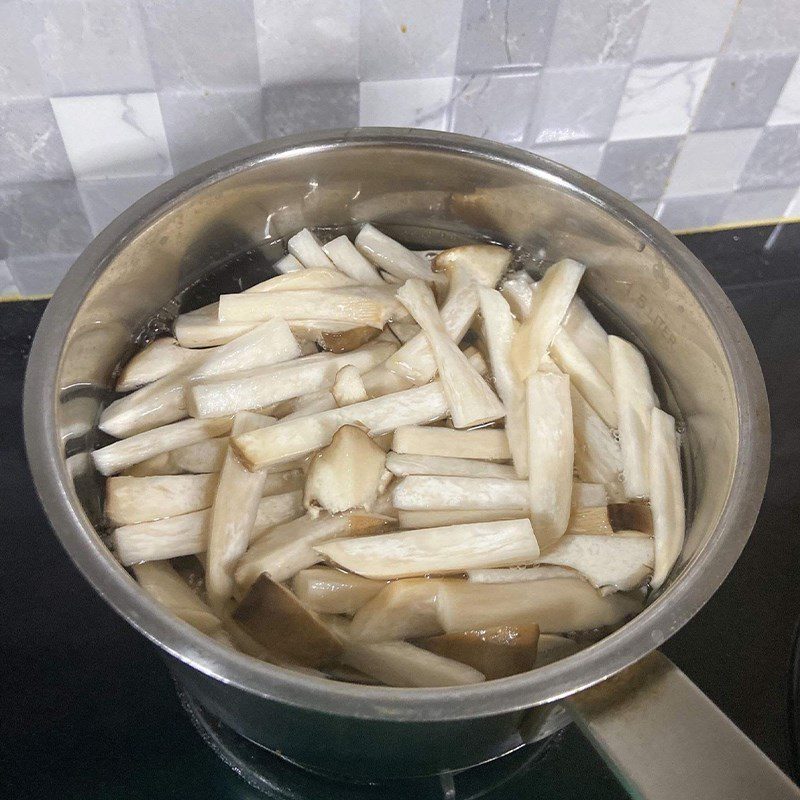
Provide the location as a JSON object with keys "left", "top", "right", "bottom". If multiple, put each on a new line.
{"left": 2, "top": 0, "right": 800, "bottom": 297}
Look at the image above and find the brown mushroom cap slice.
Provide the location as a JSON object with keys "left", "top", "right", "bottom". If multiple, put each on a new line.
{"left": 608, "top": 502, "right": 653, "bottom": 535}
{"left": 318, "top": 326, "right": 381, "bottom": 353}
{"left": 232, "top": 574, "right": 343, "bottom": 669}
{"left": 433, "top": 244, "right": 512, "bottom": 288}
{"left": 417, "top": 624, "right": 540, "bottom": 680}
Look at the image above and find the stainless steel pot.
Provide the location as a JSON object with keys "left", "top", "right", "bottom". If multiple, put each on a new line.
{"left": 24, "top": 129, "right": 794, "bottom": 798}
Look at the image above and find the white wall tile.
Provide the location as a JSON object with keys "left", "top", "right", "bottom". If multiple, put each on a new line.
{"left": 254, "top": 0, "right": 360, "bottom": 86}
{"left": 0, "top": 3, "right": 46, "bottom": 99}
{"left": 769, "top": 57, "right": 800, "bottom": 126}
{"left": 656, "top": 193, "right": 731, "bottom": 230}
{"left": 360, "top": 0, "right": 464, "bottom": 80}
{"left": 140, "top": 0, "right": 260, "bottom": 90}
{"left": 611, "top": 59, "right": 713, "bottom": 140}
{"left": 30, "top": 0, "right": 155, "bottom": 95}
{"left": 450, "top": 70, "right": 540, "bottom": 145}
{"left": 160, "top": 89, "right": 264, "bottom": 172}
{"left": 635, "top": 0, "right": 737, "bottom": 61}
{"left": 359, "top": 78, "right": 455, "bottom": 129}
{"left": 598, "top": 136, "right": 681, "bottom": 199}
{"left": 719, "top": 187, "right": 797, "bottom": 224}
{"left": 50, "top": 93, "right": 172, "bottom": 180}
{"left": 546, "top": 0, "right": 650, "bottom": 68}
{"left": 724, "top": 0, "right": 800, "bottom": 55}
{"left": 664, "top": 129, "right": 762, "bottom": 197}
{"left": 7, "top": 253, "right": 78, "bottom": 296}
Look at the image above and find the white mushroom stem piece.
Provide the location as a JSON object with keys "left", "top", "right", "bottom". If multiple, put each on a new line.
{"left": 355, "top": 223, "right": 444, "bottom": 284}
{"left": 187, "top": 343, "right": 395, "bottom": 418}
{"left": 112, "top": 490, "right": 304, "bottom": 565}
{"left": 478, "top": 286, "right": 528, "bottom": 477}
{"left": 435, "top": 578, "right": 642, "bottom": 633}
{"left": 205, "top": 412, "right": 275, "bottom": 610}
{"left": 93, "top": 416, "right": 234, "bottom": 476}
{"left": 273, "top": 253, "right": 304, "bottom": 273}
{"left": 510, "top": 259, "right": 585, "bottom": 379}
{"left": 315, "top": 519, "right": 540, "bottom": 580}
{"left": 293, "top": 568, "right": 384, "bottom": 616}
{"left": 100, "top": 318, "right": 301, "bottom": 437}
{"left": 232, "top": 382, "right": 450, "bottom": 470}
{"left": 116, "top": 338, "right": 206, "bottom": 392}
{"left": 396, "top": 278, "right": 505, "bottom": 428}
{"left": 322, "top": 235, "right": 384, "bottom": 285}
{"left": 391, "top": 425, "right": 511, "bottom": 461}
{"left": 649, "top": 407, "right": 685, "bottom": 589}
{"left": 535, "top": 533, "right": 654, "bottom": 593}
{"left": 385, "top": 266, "right": 479, "bottom": 384}
{"left": 385, "top": 453, "right": 517, "bottom": 480}
{"left": 133, "top": 561, "right": 223, "bottom": 636}
{"left": 393, "top": 475, "right": 528, "bottom": 511}
{"left": 526, "top": 372, "right": 573, "bottom": 547}
{"left": 217, "top": 287, "right": 401, "bottom": 329}
{"left": 287, "top": 228, "right": 336, "bottom": 269}
{"left": 609, "top": 336, "right": 658, "bottom": 499}
{"left": 550, "top": 328, "right": 617, "bottom": 428}
{"left": 348, "top": 578, "right": 444, "bottom": 641}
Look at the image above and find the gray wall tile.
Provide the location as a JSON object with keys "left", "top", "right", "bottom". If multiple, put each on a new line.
{"left": 546, "top": 0, "right": 650, "bottom": 68}
{"left": 532, "top": 141, "right": 606, "bottom": 179}
{"left": 7, "top": 253, "right": 78, "bottom": 296}
{"left": 529, "top": 65, "right": 627, "bottom": 144}
{"left": 455, "top": 0, "right": 559, "bottom": 72}
{"left": 0, "top": 182, "right": 91, "bottom": 258}
{"left": 739, "top": 124, "right": 800, "bottom": 189}
{"left": 598, "top": 136, "right": 681, "bottom": 199}
{"left": 450, "top": 70, "right": 540, "bottom": 145}
{"left": 634, "top": 198, "right": 659, "bottom": 216}
{"left": 0, "top": 260, "right": 20, "bottom": 298}
{"left": 0, "top": 98, "right": 73, "bottom": 184}
{"left": 692, "top": 54, "right": 796, "bottom": 131}
{"left": 634, "top": 0, "right": 737, "bottom": 61}
{"left": 29, "top": 0, "right": 155, "bottom": 95}
{"left": 264, "top": 83, "right": 358, "bottom": 138}
{"left": 724, "top": 0, "right": 800, "bottom": 55}
{"left": 140, "top": 0, "right": 260, "bottom": 90}
{"left": 665, "top": 129, "right": 761, "bottom": 196}
{"left": 77, "top": 175, "right": 165, "bottom": 235}
{"left": 360, "top": 0, "right": 464, "bottom": 80}
{"left": 656, "top": 193, "right": 730, "bottom": 230}
{"left": 359, "top": 78, "right": 454, "bottom": 129}
{"left": 254, "top": 0, "right": 360, "bottom": 85}
{"left": 161, "top": 89, "right": 264, "bottom": 172}
{"left": 720, "top": 187, "right": 797, "bottom": 224}
{"left": 0, "top": 3, "right": 46, "bottom": 99}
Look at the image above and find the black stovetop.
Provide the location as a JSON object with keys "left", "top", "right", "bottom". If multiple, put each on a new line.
{"left": 2, "top": 223, "right": 799, "bottom": 799}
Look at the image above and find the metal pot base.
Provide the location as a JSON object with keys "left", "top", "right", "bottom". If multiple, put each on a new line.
{"left": 175, "top": 681, "right": 565, "bottom": 799}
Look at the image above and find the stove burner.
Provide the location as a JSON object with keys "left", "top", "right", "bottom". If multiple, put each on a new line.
{"left": 176, "top": 684, "right": 565, "bottom": 799}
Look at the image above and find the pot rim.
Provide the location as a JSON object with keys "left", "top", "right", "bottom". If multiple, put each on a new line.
{"left": 23, "top": 128, "right": 770, "bottom": 722}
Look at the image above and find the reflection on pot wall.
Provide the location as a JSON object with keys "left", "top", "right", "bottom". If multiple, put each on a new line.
{"left": 2, "top": 0, "right": 800, "bottom": 296}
